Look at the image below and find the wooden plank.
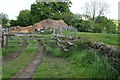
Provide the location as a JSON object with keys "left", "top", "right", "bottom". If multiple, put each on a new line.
{"left": 8, "top": 42, "right": 38, "bottom": 43}
{"left": 61, "top": 46, "right": 69, "bottom": 52}
{"left": 63, "top": 48, "right": 69, "bottom": 52}
{"left": 57, "top": 42, "right": 69, "bottom": 52}
{"left": 8, "top": 45, "right": 49, "bottom": 47}
{"left": 9, "top": 38, "right": 40, "bottom": 40}
{"left": 8, "top": 45, "right": 25, "bottom": 47}
{"left": 8, "top": 37, "right": 55, "bottom": 40}
{"left": 14, "top": 34, "right": 52, "bottom": 37}
{"left": 57, "top": 42, "right": 61, "bottom": 47}
{"left": 8, "top": 41, "right": 56, "bottom": 43}
{"left": 60, "top": 40, "right": 74, "bottom": 43}
{"left": 5, "top": 34, "right": 15, "bottom": 36}
{"left": 67, "top": 42, "right": 73, "bottom": 46}
{"left": 57, "top": 38, "right": 61, "bottom": 42}
{"left": 8, "top": 45, "right": 40, "bottom": 47}
{"left": 5, "top": 34, "right": 53, "bottom": 37}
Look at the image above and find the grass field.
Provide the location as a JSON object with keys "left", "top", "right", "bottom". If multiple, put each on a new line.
{"left": 64, "top": 31, "right": 119, "bottom": 48}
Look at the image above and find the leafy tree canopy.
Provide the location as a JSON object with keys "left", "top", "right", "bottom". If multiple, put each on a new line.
{"left": 10, "top": 20, "right": 18, "bottom": 26}
{"left": 30, "top": 1, "right": 72, "bottom": 24}
{"left": 17, "top": 9, "right": 32, "bottom": 27}
{"left": 0, "top": 13, "right": 9, "bottom": 28}
{"left": 96, "top": 16, "right": 117, "bottom": 33}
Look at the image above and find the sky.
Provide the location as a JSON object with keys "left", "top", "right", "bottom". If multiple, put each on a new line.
{"left": 0, "top": 0, "right": 119, "bottom": 20}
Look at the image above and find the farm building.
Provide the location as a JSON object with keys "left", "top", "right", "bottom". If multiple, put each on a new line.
{"left": 9, "top": 19, "right": 68, "bottom": 33}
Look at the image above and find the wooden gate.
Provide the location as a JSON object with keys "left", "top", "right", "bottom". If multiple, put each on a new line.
{"left": 5, "top": 34, "right": 56, "bottom": 48}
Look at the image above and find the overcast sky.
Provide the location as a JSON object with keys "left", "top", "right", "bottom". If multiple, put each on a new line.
{"left": 0, "top": 0, "right": 119, "bottom": 20}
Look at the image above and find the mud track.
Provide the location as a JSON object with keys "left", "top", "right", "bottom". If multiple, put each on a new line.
{"left": 12, "top": 44, "right": 43, "bottom": 78}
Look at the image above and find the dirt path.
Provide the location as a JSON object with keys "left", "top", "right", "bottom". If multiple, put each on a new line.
{"left": 2, "top": 47, "right": 26, "bottom": 65}
{"left": 12, "top": 44, "right": 43, "bottom": 78}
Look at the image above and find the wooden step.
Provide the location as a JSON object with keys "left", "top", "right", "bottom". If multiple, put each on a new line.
{"left": 57, "top": 42, "right": 61, "bottom": 47}
{"left": 63, "top": 48, "right": 69, "bottom": 52}
{"left": 57, "top": 42, "right": 69, "bottom": 52}
{"left": 57, "top": 38, "right": 61, "bottom": 42}
{"left": 67, "top": 42, "right": 73, "bottom": 46}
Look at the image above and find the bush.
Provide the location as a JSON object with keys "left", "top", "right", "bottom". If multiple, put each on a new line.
{"left": 74, "top": 38, "right": 90, "bottom": 49}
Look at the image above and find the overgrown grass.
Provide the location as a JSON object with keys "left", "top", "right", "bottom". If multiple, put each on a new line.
{"left": 33, "top": 55, "right": 78, "bottom": 78}
{"left": 2, "top": 47, "right": 39, "bottom": 78}
{"left": 68, "top": 48, "right": 119, "bottom": 78}
{"left": 34, "top": 45, "right": 120, "bottom": 78}
{"left": 45, "top": 43, "right": 71, "bottom": 58}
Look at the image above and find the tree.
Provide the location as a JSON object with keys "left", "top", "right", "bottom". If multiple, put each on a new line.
{"left": 51, "top": 12, "right": 74, "bottom": 25}
{"left": 17, "top": 10, "right": 32, "bottom": 27}
{"left": 30, "top": 1, "right": 72, "bottom": 24}
{"left": 93, "top": 23, "right": 105, "bottom": 33}
{"left": 118, "top": 21, "right": 120, "bottom": 33}
{"left": 83, "top": 0, "right": 109, "bottom": 22}
{"left": 10, "top": 20, "right": 18, "bottom": 26}
{"left": 96, "top": 16, "right": 116, "bottom": 33}
{"left": 0, "top": 13, "right": 9, "bottom": 28}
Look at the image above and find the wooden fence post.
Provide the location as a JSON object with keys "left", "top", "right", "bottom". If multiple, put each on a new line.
{"left": 53, "top": 29, "right": 56, "bottom": 35}
{"left": 2, "top": 32, "right": 4, "bottom": 48}
{"left": 60, "top": 27, "right": 63, "bottom": 36}
{"left": 5, "top": 35, "right": 8, "bottom": 48}
{"left": 22, "top": 39, "right": 27, "bottom": 47}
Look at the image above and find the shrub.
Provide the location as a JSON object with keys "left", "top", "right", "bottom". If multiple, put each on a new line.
{"left": 74, "top": 38, "right": 90, "bottom": 49}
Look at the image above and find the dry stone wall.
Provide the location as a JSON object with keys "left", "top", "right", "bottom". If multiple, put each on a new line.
{"left": 88, "top": 41, "right": 120, "bottom": 69}
{"left": 88, "top": 42, "right": 120, "bottom": 59}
